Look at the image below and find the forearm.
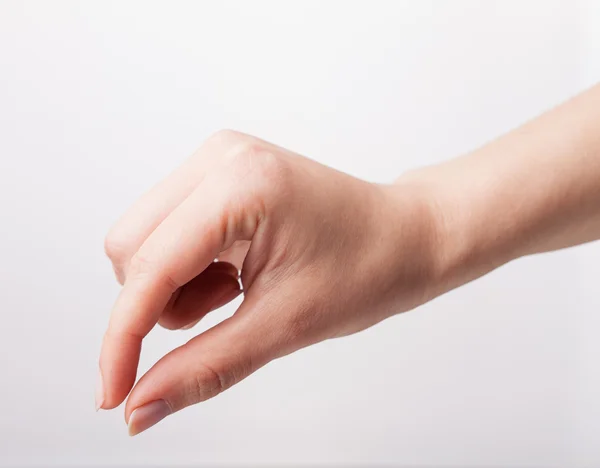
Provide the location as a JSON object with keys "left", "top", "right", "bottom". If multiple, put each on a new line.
{"left": 399, "top": 84, "right": 600, "bottom": 291}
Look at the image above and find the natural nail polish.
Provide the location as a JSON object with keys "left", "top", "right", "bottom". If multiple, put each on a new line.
{"left": 95, "top": 370, "right": 104, "bottom": 411}
{"left": 128, "top": 400, "right": 172, "bottom": 436}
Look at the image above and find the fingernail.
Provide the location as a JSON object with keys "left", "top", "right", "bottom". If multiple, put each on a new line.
{"left": 181, "top": 318, "right": 200, "bottom": 330}
{"left": 128, "top": 400, "right": 172, "bottom": 436}
{"left": 95, "top": 370, "right": 105, "bottom": 411}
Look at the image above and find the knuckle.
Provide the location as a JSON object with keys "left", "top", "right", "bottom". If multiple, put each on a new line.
{"left": 127, "top": 251, "right": 153, "bottom": 278}
{"left": 284, "top": 301, "right": 318, "bottom": 343}
{"left": 128, "top": 251, "right": 179, "bottom": 291}
{"left": 223, "top": 139, "right": 260, "bottom": 168}
{"left": 184, "top": 355, "right": 253, "bottom": 406}
{"left": 207, "top": 128, "right": 246, "bottom": 147}
{"left": 191, "top": 362, "right": 227, "bottom": 403}
{"left": 225, "top": 143, "right": 291, "bottom": 197}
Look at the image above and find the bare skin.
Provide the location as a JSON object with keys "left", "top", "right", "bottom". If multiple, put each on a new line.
{"left": 97, "top": 84, "right": 600, "bottom": 436}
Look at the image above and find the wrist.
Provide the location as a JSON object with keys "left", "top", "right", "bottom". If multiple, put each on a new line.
{"left": 375, "top": 175, "right": 451, "bottom": 310}
{"left": 390, "top": 163, "right": 517, "bottom": 299}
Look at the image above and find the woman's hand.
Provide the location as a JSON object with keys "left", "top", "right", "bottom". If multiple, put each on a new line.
{"left": 98, "top": 83, "right": 600, "bottom": 436}
{"left": 97, "top": 130, "right": 443, "bottom": 435}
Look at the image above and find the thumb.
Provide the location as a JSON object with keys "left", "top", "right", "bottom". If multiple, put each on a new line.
{"left": 124, "top": 291, "right": 285, "bottom": 436}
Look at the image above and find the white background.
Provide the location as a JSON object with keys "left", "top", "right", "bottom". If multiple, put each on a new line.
{"left": 0, "top": 1, "right": 599, "bottom": 466}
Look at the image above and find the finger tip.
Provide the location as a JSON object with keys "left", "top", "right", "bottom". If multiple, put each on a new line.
{"left": 98, "top": 342, "right": 141, "bottom": 411}
{"left": 95, "top": 370, "right": 105, "bottom": 411}
{"left": 128, "top": 419, "right": 140, "bottom": 437}
{"left": 101, "top": 390, "right": 130, "bottom": 411}
{"left": 126, "top": 400, "right": 171, "bottom": 437}
{"left": 95, "top": 394, "right": 105, "bottom": 412}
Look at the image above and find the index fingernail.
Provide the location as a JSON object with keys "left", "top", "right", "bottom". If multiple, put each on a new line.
{"left": 95, "top": 369, "right": 105, "bottom": 411}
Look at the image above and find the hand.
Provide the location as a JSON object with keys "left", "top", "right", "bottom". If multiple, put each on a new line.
{"left": 98, "top": 130, "right": 443, "bottom": 435}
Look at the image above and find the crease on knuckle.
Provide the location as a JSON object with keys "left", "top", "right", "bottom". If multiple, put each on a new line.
{"left": 105, "top": 326, "right": 144, "bottom": 344}
{"left": 284, "top": 300, "right": 318, "bottom": 344}
{"left": 185, "top": 350, "right": 253, "bottom": 406}
{"left": 128, "top": 252, "right": 179, "bottom": 292}
{"left": 190, "top": 361, "right": 227, "bottom": 403}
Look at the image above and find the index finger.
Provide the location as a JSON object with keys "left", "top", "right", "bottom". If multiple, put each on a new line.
{"left": 98, "top": 175, "right": 244, "bottom": 409}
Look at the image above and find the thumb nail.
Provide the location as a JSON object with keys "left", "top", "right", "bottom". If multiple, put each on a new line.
{"left": 128, "top": 399, "right": 172, "bottom": 436}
